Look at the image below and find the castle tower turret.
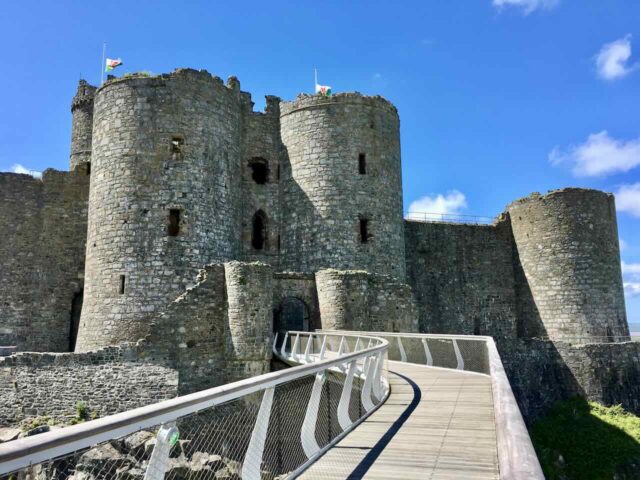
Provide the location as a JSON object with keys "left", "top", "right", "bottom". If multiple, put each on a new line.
{"left": 508, "top": 188, "right": 629, "bottom": 342}
{"left": 70, "top": 80, "right": 97, "bottom": 171}
{"left": 75, "top": 70, "right": 244, "bottom": 352}
{"left": 279, "top": 94, "right": 406, "bottom": 279}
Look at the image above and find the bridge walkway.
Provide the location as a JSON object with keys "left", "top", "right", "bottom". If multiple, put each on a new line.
{"left": 299, "top": 361, "right": 499, "bottom": 479}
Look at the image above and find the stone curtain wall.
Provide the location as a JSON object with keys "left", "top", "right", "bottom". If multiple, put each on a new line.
{"left": 145, "top": 262, "right": 274, "bottom": 394}
{"left": 508, "top": 188, "right": 629, "bottom": 341}
{"left": 280, "top": 94, "right": 406, "bottom": 280}
{"left": 0, "top": 168, "right": 89, "bottom": 352}
{"left": 240, "top": 95, "right": 283, "bottom": 267}
{"left": 0, "top": 346, "right": 178, "bottom": 426}
{"left": 77, "top": 70, "right": 246, "bottom": 351}
{"left": 404, "top": 219, "right": 518, "bottom": 338}
{"left": 500, "top": 339, "right": 640, "bottom": 422}
{"left": 315, "top": 269, "right": 418, "bottom": 332}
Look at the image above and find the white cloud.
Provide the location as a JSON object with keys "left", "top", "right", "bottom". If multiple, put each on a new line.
{"left": 624, "top": 282, "right": 640, "bottom": 298}
{"left": 595, "top": 35, "right": 638, "bottom": 80}
{"left": 10, "top": 163, "right": 42, "bottom": 179}
{"left": 549, "top": 131, "right": 640, "bottom": 177}
{"left": 615, "top": 183, "right": 640, "bottom": 217}
{"left": 620, "top": 238, "right": 628, "bottom": 252}
{"left": 492, "top": 0, "right": 559, "bottom": 15}
{"left": 406, "top": 190, "right": 467, "bottom": 218}
{"left": 622, "top": 261, "right": 640, "bottom": 278}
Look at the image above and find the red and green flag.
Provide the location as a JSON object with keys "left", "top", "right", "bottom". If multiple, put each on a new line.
{"left": 105, "top": 58, "right": 123, "bottom": 72}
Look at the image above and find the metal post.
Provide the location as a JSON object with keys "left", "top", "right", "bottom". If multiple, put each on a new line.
{"left": 397, "top": 337, "right": 407, "bottom": 362}
{"left": 422, "top": 338, "right": 433, "bottom": 366}
{"left": 337, "top": 361, "right": 357, "bottom": 431}
{"left": 241, "top": 387, "right": 275, "bottom": 480}
{"left": 292, "top": 333, "right": 300, "bottom": 361}
{"left": 360, "top": 355, "right": 375, "bottom": 412}
{"left": 372, "top": 351, "right": 383, "bottom": 401}
{"left": 300, "top": 371, "right": 326, "bottom": 458}
{"left": 452, "top": 339, "right": 464, "bottom": 370}
{"left": 144, "top": 423, "right": 179, "bottom": 480}
{"left": 319, "top": 335, "right": 327, "bottom": 360}
{"left": 280, "top": 331, "right": 289, "bottom": 357}
{"left": 304, "top": 333, "right": 313, "bottom": 362}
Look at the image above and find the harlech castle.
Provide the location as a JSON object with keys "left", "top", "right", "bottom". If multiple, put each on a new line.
{"left": 0, "top": 68, "right": 638, "bottom": 425}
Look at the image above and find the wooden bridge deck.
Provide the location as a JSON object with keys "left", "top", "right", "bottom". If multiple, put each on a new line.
{"left": 299, "top": 361, "right": 499, "bottom": 479}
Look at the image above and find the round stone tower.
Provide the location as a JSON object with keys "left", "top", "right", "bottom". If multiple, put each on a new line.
{"left": 70, "top": 80, "right": 97, "bottom": 171}
{"left": 75, "top": 70, "right": 244, "bottom": 352}
{"left": 508, "top": 188, "right": 629, "bottom": 342}
{"left": 279, "top": 93, "right": 406, "bottom": 279}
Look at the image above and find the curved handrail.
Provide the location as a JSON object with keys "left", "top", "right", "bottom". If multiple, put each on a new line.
{"left": 0, "top": 332, "right": 389, "bottom": 476}
{"left": 318, "top": 330, "right": 544, "bottom": 480}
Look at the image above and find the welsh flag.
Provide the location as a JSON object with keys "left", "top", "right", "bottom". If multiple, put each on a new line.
{"left": 105, "top": 58, "right": 123, "bottom": 72}
{"left": 315, "top": 83, "right": 332, "bottom": 96}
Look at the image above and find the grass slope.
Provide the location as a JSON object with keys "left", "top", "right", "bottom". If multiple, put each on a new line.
{"left": 531, "top": 398, "right": 640, "bottom": 479}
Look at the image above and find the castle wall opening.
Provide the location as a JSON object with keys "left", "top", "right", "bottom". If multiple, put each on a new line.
{"left": 249, "top": 157, "right": 269, "bottom": 184}
{"left": 275, "top": 297, "right": 309, "bottom": 336}
{"left": 68, "top": 289, "right": 83, "bottom": 352}
{"left": 168, "top": 209, "right": 181, "bottom": 237}
{"left": 358, "top": 153, "right": 367, "bottom": 174}
{"left": 360, "top": 218, "right": 370, "bottom": 243}
{"left": 252, "top": 210, "right": 268, "bottom": 250}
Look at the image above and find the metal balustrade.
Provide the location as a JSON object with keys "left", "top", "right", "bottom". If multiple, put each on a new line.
{"left": 0, "top": 330, "right": 544, "bottom": 479}
{"left": 0, "top": 332, "right": 388, "bottom": 480}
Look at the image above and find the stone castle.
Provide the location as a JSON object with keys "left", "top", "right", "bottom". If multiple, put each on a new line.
{"left": 0, "top": 68, "right": 638, "bottom": 425}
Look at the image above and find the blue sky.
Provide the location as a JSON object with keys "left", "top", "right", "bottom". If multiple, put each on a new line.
{"left": 1, "top": 0, "right": 639, "bottom": 329}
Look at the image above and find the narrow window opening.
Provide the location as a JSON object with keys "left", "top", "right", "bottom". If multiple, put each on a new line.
{"left": 168, "top": 209, "right": 181, "bottom": 237}
{"left": 249, "top": 158, "right": 269, "bottom": 184}
{"left": 119, "top": 275, "right": 126, "bottom": 295}
{"left": 473, "top": 317, "right": 481, "bottom": 335}
{"left": 252, "top": 210, "right": 268, "bottom": 250}
{"left": 86, "top": 162, "right": 91, "bottom": 176}
{"left": 358, "top": 153, "right": 367, "bottom": 174}
{"left": 277, "top": 234, "right": 281, "bottom": 251}
{"left": 359, "top": 218, "right": 369, "bottom": 243}
{"left": 171, "top": 137, "right": 184, "bottom": 154}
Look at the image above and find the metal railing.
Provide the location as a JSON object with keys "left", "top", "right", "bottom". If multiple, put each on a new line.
{"left": 319, "top": 330, "right": 544, "bottom": 480}
{"left": 405, "top": 211, "right": 494, "bottom": 225}
{"left": 0, "top": 331, "right": 389, "bottom": 480}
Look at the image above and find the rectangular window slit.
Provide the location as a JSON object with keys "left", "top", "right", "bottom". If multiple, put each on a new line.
{"left": 358, "top": 153, "right": 366, "bottom": 174}
{"left": 168, "top": 209, "right": 181, "bottom": 236}
{"left": 118, "top": 275, "right": 126, "bottom": 295}
{"left": 171, "top": 137, "right": 184, "bottom": 154}
{"left": 360, "top": 218, "right": 369, "bottom": 243}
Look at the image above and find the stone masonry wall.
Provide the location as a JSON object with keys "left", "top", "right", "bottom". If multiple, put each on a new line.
{"left": 404, "top": 219, "right": 518, "bottom": 338}
{"left": 508, "top": 188, "right": 628, "bottom": 341}
{"left": 316, "top": 269, "right": 418, "bottom": 332}
{"left": 77, "top": 70, "right": 245, "bottom": 351}
{"left": 0, "top": 167, "right": 89, "bottom": 352}
{"left": 70, "top": 80, "right": 96, "bottom": 170}
{"left": 500, "top": 339, "right": 640, "bottom": 422}
{"left": 280, "top": 94, "right": 406, "bottom": 280}
{"left": 0, "top": 345, "right": 178, "bottom": 426}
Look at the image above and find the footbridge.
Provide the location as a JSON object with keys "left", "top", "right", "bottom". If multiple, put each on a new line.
{"left": 0, "top": 331, "right": 543, "bottom": 479}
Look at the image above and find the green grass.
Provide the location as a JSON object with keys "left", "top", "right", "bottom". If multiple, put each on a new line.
{"left": 531, "top": 397, "right": 640, "bottom": 479}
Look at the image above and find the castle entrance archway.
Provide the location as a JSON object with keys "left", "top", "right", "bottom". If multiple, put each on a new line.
{"left": 274, "top": 297, "right": 309, "bottom": 339}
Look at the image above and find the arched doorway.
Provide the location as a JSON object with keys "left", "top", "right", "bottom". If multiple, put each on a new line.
{"left": 274, "top": 297, "right": 309, "bottom": 339}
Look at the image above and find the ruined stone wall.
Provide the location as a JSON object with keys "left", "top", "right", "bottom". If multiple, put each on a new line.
{"left": 280, "top": 94, "right": 406, "bottom": 279}
{"left": 143, "top": 261, "right": 273, "bottom": 394}
{"left": 0, "top": 167, "right": 89, "bottom": 352}
{"left": 315, "top": 269, "right": 418, "bottom": 332}
{"left": 70, "top": 80, "right": 96, "bottom": 170}
{"left": 500, "top": 339, "right": 640, "bottom": 422}
{"left": 240, "top": 95, "right": 283, "bottom": 267}
{"left": 0, "top": 345, "right": 178, "bottom": 426}
{"left": 508, "top": 189, "right": 628, "bottom": 342}
{"left": 77, "top": 70, "right": 245, "bottom": 351}
{"left": 404, "top": 219, "right": 518, "bottom": 338}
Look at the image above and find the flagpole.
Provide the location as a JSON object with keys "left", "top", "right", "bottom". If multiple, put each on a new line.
{"left": 100, "top": 42, "right": 106, "bottom": 85}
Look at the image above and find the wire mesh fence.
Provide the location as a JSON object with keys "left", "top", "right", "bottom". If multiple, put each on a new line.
{"left": 0, "top": 332, "right": 389, "bottom": 480}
